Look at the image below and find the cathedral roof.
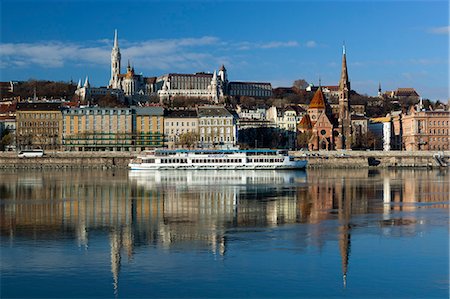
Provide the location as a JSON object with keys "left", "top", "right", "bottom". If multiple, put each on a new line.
{"left": 308, "top": 87, "right": 326, "bottom": 109}
{"left": 219, "top": 64, "right": 226, "bottom": 71}
{"left": 298, "top": 114, "right": 312, "bottom": 129}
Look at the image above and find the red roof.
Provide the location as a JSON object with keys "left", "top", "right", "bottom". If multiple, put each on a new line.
{"left": 308, "top": 87, "right": 326, "bottom": 109}
{"left": 298, "top": 114, "right": 312, "bottom": 129}
{"left": 0, "top": 103, "right": 16, "bottom": 114}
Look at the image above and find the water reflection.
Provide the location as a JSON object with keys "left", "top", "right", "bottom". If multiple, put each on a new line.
{"left": 0, "top": 168, "right": 448, "bottom": 295}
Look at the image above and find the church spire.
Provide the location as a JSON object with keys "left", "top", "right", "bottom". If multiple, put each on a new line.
{"left": 114, "top": 29, "right": 119, "bottom": 49}
{"left": 84, "top": 76, "right": 90, "bottom": 88}
{"left": 339, "top": 43, "right": 349, "bottom": 90}
{"left": 337, "top": 44, "right": 352, "bottom": 150}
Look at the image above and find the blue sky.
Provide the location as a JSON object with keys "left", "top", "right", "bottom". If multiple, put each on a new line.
{"left": 1, "top": 0, "right": 449, "bottom": 100}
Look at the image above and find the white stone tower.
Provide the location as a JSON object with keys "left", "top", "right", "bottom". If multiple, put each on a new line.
{"left": 109, "top": 29, "right": 121, "bottom": 89}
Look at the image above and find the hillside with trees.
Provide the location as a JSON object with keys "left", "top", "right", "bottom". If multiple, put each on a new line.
{"left": 2, "top": 80, "right": 77, "bottom": 100}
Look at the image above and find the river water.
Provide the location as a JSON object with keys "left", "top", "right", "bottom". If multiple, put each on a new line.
{"left": 0, "top": 168, "right": 448, "bottom": 298}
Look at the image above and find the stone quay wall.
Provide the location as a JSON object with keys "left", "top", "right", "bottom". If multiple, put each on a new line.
{"left": 290, "top": 150, "right": 450, "bottom": 168}
{"left": 0, "top": 150, "right": 448, "bottom": 169}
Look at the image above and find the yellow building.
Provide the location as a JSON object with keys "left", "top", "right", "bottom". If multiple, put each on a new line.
{"left": 62, "top": 107, "right": 132, "bottom": 151}
{"left": 133, "top": 106, "right": 165, "bottom": 150}
{"left": 16, "top": 102, "right": 62, "bottom": 150}
{"left": 62, "top": 106, "right": 164, "bottom": 151}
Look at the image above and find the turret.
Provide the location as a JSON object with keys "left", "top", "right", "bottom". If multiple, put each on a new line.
{"left": 218, "top": 64, "right": 227, "bottom": 82}
{"left": 84, "top": 76, "right": 90, "bottom": 88}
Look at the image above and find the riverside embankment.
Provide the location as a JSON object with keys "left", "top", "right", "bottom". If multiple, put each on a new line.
{"left": 290, "top": 150, "right": 450, "bottom": 168}
{"left": 0, "top": 150, "right": 448, "bottom": 169}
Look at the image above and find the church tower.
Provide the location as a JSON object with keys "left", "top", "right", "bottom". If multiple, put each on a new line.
{"left": 336, "top": 45, "right": 352, "bottom": 150}
{"left": 109, "top": 29, "right": 121, "bottom": 89}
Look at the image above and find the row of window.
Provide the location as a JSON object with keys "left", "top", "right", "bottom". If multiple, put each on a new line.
{"left": 248, "top": 158, "right": 284, "bottom": 163}
{"left": 65, "top": 109, "right": 130, "bottom": 115}
{"left": 200, "top": 136, "right": 233, "bottom": 142}
{"left": 200, "top": 127, "right": 231, "bottom": 134}
{"left": 429, "top": 137, "right": 450, "bottom": 142}
{"left": 199, "top": 119, "right": 232, "bottom": 125}
{"left": 428, "top": 129, "right": 449, "bottom": 135}
{"left": 429, "top": 120, "right": 449, "bottom": 126}
{"left": 19, "top": 113, "right": 58, "bottom": 119}
{"left": 19, "top": 121, "right": 59, "bottom": 127}
{"left": 165, "top": 121, "right": 196, "bottom": 127}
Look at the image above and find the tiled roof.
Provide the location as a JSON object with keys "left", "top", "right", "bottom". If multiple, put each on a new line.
{"left": 197, "top": 106, "right": 233, "bottom": 117}
{"left": 0, "top": 103, "right": 16, "bottom": 114}
{"left": 395, "top": 88, "right": 419, "bottom": 97}
{"left": 308, "top": 87, "right": 326, "bottom": 109}
{"left": 165, "top": 109, "right": 197, "bottom": 118}
{"left": 298, "top": 114, "right": 312, "bottom": 129}
{"left": 145, "top": 77, "right": 157, "bottom": 84}
{"left": 17, "top": 102, "right": 62, "bottom": 111}
{"left": 132, "top": 106, "right": 164, "bottom": 116}
{"left": 229, "top": 81, "right": 272, "bottom": 86}
{"left": 168, "top": 73, "right": 213, "bottom": 78}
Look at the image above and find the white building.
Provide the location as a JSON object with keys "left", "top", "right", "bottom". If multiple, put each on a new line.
{"left": 197, "top": 106, "right": 236, "bottom": 149}
{"left": 75, "top": 77, "right": 124, "bottom": 102}
{"left": 156, "top": 69, "right": 226, "bottom": 103}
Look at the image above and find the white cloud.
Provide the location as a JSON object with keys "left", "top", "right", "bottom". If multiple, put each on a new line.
{"left": 428, "top": 26, "right": 450, "bottom": 35}
{"left": 0, "top": 42, "right": 110, "bottom": 68}
{"left": 234, "top": 40, "right": 299, "bottom": 50}
{"left": 260, "top": 41, "right": 299, "bottom": 49}
{"left": 0, "top": 36, "right": 303, "bottom": 72}
{"left": 305, "top": 41, "right": 317, "bottom": 48}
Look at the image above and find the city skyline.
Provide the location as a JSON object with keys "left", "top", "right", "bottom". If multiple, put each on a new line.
{"left": 1, "top": 0, "right": 449, "bottom": 101}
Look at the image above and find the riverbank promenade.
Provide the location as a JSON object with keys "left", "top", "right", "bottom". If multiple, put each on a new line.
{"left": 1, "top": 150, "right": 449, "bottom": 169}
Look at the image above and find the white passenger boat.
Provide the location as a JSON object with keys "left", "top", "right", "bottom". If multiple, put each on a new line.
{"left": 128, "top": 149, "right": 307, "bottom": 170}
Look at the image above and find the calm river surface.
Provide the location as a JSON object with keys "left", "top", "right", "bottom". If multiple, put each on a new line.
{"left": 1, "top": 168, "right": 449, "bottom": 298}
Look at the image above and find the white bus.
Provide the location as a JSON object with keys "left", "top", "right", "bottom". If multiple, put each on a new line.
{"left": 18, "top": 149, "right": 44, "bottom": 158}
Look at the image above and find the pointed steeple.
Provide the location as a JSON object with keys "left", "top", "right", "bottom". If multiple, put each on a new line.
{"left": 84, "top": 76, "right": 90, "bottom": 88}
{"left": 339, "top": 43, "right": 349, "bottom": 90}
{"left": 77, "top": 79, "right": 82, "bottom": 89}
{"left": 213, "top": 70, "right": 217, "bottom": 80}
{"left": 114, "top": 29, "right": 119, "bottom": 49}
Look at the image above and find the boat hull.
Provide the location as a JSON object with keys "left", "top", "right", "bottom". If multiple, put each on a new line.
{"left": 129, "top": 160, "right": 307, "bottom": 171}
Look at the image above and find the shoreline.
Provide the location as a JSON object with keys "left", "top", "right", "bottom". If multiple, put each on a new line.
{"left": 0, "top": 150, "right": 449, "bottom": 169}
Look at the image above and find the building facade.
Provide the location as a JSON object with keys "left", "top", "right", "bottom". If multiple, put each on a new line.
{"left": 75, "top": 77, "right": 124, "bottom": 103}
{"left": 62, "top": 107, "right": 133, "bottom": 151}
{"left": 197, "top": 106, "right": 236, "bottom": 149}
{"left": 228, "top": 82, "right": 272, "bottom": 98}
{"left": 164, "top": 110, "right": 198, "bottom": 149}
{"left": 298, "top": 87, "right": 336, "bottom": 150}
{"left": 156, "top": 72, "right": 224, "bottom": 103}
{"left": 16, "top": 102, "right": 62, "bottom": 150}
{"left": 401, "top": 108, "right": 450, "bottom": 151}
{"left": 133, "top": 106, "right": 165, "bottom": 150}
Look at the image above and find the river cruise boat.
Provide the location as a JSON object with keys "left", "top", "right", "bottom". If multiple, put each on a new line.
{"left": 128, "top": 149, "right": 307, "bottom": 170}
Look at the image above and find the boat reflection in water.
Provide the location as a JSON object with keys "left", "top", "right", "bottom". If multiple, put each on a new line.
{"left": 128, "top": 169, "right": 307, "bottom": 188}
{"left": 0, "top": 169, "right": 448, "bottom": 298}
